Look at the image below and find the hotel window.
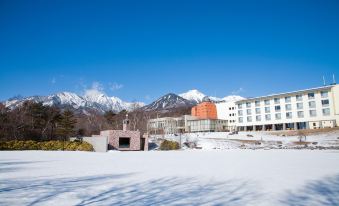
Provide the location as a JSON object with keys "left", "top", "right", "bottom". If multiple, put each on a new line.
{"left": 275, "top": 113, "right": 281, "bottom": 120}
{"left": 286, "top": 112, "right": 292, "bottom": 119}
{"left": 238, "top": 110, "right": 243, "bottom": 116}
{"left": 265, "top": 114, "right": 271, "bottom": 120}
{"left": 255, "top": 100, "right": 260, "bottom": 107}
{"left": 238, "top": 104, "right": 243, "bottom": 109}
{"left": 255, "top": 108, "right": 261, "bottom": 114}
{"left": 308, "top": 101, "right": 316, "bottom": 108}
{"left": 298, "top": 111, "right": 304, "bottom": 118}
{"left": 308, "top": 93, "right": 315, "bottom": 99}
{"left": 265, "top": 107, "right": 270, "bottom": 113}
{"left": 256, "top": 115, "right": 261, "bottom": 121}
{"left": 285, "top": 104, "right": 292, "bottom": 111}
{"left": 321, "top": 99, "right": 329, "bottom": 107}
{"left": 296, "top": 94, "right": 303, "bottom": 101}
{"left": 247, "top": 109, "right": 252, "bottom": 115}
{"left": 297, "top": 103, "right": 303, "bottom": 110}
{"left": 238, "top": 117, "right": 243, "bottom": 123}
{"left": 246, "top": 102, "right": 251, "bottom": 108}
{"left": 275, "top": 105, "right": 281, "bottom": 112}
{"left": 309, "top": 110, "right": 317, "bottom": 117}
{"left": 285, "top": 96, "right": 291, "bottom": 103}
{"left": 322, "top": 108, "right": 330, "bottom": 116}
{"left": 264, "top": 100, "right": 270, "bottom": 105}
{"left": 274, "top": 98, "right": 280, "bottom": 104}
{"left": 321, "top": 91, "right": 328, "bottom": 98}
{"left": 247, "top": 116, "right": 252, "bottom": 122}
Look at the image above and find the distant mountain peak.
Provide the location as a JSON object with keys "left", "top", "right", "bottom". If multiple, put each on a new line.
{"left": 143, "top": 93, "right": 194, "bottom": 111}
{"left": 179, "top": 89, "right": 206, "bottom": 104}
{"left": 222, "top": 95, "right": 246, "bottom": 102}
{"left": 180, "top": 89, "right": 245, "bottom": 103}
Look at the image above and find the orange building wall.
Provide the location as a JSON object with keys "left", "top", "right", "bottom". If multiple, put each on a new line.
{"left": 191, "top": 102, "right": 218, "bottom": 119}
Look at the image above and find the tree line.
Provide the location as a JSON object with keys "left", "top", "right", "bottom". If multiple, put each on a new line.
{"left": 0, "top": 101, "right": 190, "bottom": 142}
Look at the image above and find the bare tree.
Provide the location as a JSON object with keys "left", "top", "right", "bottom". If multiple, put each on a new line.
{"left": 297, "top": 130, "right": 307, "bottom": 142}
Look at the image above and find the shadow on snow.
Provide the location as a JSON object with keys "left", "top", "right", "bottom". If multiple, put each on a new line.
{"left": 0, "top": 159, "right": 258, "bottom": 206}
{"left": 1, "top": 159, "right": 339, "bottom": 205}
{"left": 280, "top": 174, "right": 339, "bottom": 206}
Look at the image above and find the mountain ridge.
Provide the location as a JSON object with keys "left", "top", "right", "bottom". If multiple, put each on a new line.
{"left": 3, "top": 89, "right": 245, "bottom": 114}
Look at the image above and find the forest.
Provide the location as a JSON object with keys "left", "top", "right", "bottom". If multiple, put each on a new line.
{"left": 0, "top": 101, "right": 190, "bottom": 141}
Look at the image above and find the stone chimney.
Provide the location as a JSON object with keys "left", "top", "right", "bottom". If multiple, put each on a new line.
{"left": 123, "top": 114, "right": 130, "bottom": 131}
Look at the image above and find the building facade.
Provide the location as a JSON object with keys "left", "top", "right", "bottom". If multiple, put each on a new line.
{"left": 148, "top": 98, "right": 230, "bottom": 134}
{"left": 187, "top": 119, "right": 228, "bottom": 132}
{"left": 147, "top": 115, "right": 194, "bottom": 135}
{"left": 216, "top": 101, "right": 238, "bottom": 131}
{"left": 147, "top": 115, "right": 229, "bottom": 134}
{"left": 216, "top": 84, "right": 339, "bottom": 131}
{"left": 191, "top": 97, "right": 218, "bottom": 119}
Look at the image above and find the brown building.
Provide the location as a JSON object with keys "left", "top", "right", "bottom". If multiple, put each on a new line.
{"left": 100, "top": 115, "right": 148, "bottom": 151}
{"left": 191, "top": 97, "right": 218, "bottom": 119}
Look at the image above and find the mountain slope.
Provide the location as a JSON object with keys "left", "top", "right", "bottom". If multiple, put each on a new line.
{"left": 143, "top": 93, "right": 195, "bottom": 111}
{"left": 4, "top": 92, "right": 144, "bottom": 114}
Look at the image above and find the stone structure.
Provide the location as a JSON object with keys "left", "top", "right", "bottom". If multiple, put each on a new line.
{"left": 100, "top": 115, "right": 148, "bottom": 151}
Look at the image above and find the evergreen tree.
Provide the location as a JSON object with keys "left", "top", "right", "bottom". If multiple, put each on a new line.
{"left": 57, "top": 110, "right": 77, "bottom": 140}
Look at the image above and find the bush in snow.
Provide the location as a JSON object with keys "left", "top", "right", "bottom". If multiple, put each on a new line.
{"left": 0, "top": 140, "right": 93, "bottom": 151}
{"left": 160, "top": 140, "right": 180, "bottom": 150}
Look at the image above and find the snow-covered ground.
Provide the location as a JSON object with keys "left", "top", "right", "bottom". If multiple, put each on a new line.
{"left": 1, "top": 150, "right": 339, "bottom": 206}
{"left": 154, "top": 130, "right": 339, "bottom": 150}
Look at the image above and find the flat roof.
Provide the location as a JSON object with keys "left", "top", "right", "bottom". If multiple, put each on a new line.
{"left": 188, "top": 118, "right": 226, "bottom": 121}
{"left": 236, "top": 84, "right": 336, "bottom": 103}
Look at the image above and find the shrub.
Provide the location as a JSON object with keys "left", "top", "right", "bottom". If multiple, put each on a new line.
{"left": 160, "top": 140, "right": 180, "bottom": 150}
{"left": 76, "top": 142, "right": 94, "bottom": 151}
{"left": 0, "top": 140, "right": 93, "bottom": 151}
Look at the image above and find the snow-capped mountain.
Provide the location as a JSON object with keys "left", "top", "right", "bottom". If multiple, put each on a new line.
{"left": 143, "top": 93, "right": 195, "bottom": 111}
{"left": 4, "top": 92, "right": 144, "bottom": 114}
{"left": 222, "top": 95, "right": 246, "bottom": 102}
{"left": 179, "top": 89, "right": 245, "bottom": 103}
{"left": 3, "top": 89, "right": 244, "bottom": 114}
{"left": 179, "top": 89, "right": 205, "bottom": 104}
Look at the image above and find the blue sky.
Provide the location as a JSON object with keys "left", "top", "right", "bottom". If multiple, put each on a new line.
{"left": 0, "top": 0, "right": 338, "bottom": 103}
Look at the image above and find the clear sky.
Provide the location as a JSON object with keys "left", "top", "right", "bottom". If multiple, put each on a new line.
{"left": 0, "top": 0, "right": 338, "bottom": 103}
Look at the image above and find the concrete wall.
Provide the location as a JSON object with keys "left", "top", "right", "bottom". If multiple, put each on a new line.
{"left": 331, "top": 84, "right": 339, "bottom": 126}
{"left": 216, "top": 101, "right": 237, "bottom": 130}
{"left": 82, "top": 136, "right": 108, "bottom": 152}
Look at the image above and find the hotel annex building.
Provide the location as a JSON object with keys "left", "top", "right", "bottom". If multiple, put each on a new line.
{"left": 217, "top": 84, "right": 339, "bottom": 131}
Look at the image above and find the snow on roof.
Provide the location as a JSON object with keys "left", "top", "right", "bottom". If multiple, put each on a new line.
{"left": 236, "top": 84, "right": 336, "bottom": 103}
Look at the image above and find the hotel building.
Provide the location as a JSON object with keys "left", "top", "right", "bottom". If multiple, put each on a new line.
{"left": 217, "top": 84, "right": 339, "bottom": 131}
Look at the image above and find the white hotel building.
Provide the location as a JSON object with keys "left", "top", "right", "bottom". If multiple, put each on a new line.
{"left": 217, "top": 84, "right": 339, "bottom": 131}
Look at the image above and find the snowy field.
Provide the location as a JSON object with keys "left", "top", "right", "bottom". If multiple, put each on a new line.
{"left": 156, "top": 130, "right": 339, "bottom": 150}
{"left": 1, "top": 150, "right": 339, "bottom": 206}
